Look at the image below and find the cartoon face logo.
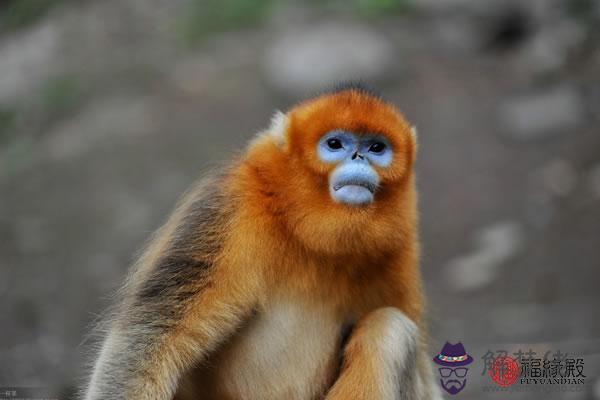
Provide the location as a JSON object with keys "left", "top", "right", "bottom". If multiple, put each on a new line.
{"left": 438, "top": 366, "right": 469, "bottom": 394}
{"left": 432, "top": 342, "right": 473, "bottom": 395}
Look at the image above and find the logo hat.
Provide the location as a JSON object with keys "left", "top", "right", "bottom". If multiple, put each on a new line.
{"left": 433, "top": 342, "right": 474, "bottom": 367}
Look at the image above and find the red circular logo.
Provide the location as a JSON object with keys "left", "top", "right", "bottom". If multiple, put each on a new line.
{"left": 489, "top": 356, "right": 520, "bottom": 387}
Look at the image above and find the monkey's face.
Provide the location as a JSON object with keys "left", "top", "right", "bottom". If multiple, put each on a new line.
{"left": 248, "top": 88, "right": 417, "bottom": 255}
{"left": 317, "top": 131, "right": 391, "bottom": 206}
{"left": 286, "top": 89, "right": 415, "bottom": 209}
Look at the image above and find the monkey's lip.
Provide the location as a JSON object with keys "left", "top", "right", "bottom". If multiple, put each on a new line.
{"left": 333, "top": 180, "right": 377, "bottom": 193}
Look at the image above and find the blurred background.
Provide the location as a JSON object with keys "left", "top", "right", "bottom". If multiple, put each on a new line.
{"left": 0, "top": 0, "right": 599, "bottom": 398}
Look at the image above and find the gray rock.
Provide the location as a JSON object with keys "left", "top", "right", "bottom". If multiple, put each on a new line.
{"left": 263, "top": 24, "right": 393, "bottom": 95}
{"left": 593, "top": 377, "right": 600, "bottom": 400}
{"left": 412, "top": 0, "right": 494, "bottom": 14}
{"left": 14, "top": 217, "right": 48, "bottom": 254}
{"left": 499, "top": 86, "right": 583, "bottom": 140}
{"left": 433, "top": 16, "right": 480, "bottom": 52}
{"left": 490, "top": 303, "right": 546, "bottom": 338}
{"left": 41, "top": 96, "right": 157, "bottom": 161}
{"left": 0, "top": 22, "right": 61, "bottom": 102}
{"left": 515, "top": 20, "right": 586, "bottom": 75}
{"left": 587, "top": 164, "right": 600, "bottom": 199}
{"left": 535, "top": 158, "right": 578, "bottom": 198}
{"left": 445, "top": 221, "right": 524, "bottom": 291}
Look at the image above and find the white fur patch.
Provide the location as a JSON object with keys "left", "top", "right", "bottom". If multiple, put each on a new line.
{"left": 254, "top": 110, "right": 288, "bottom": 147}
{"left": 269, "top": 110, "right": 288, "bottom": 146}
{"left": 411, "top": 125, "right": 418, "bottom": 138}
{"left": 215, "top": 300, "right": 340, "bottom": 399}
{"left": 378, "top": 308, "right": 418, "bottom": 399}
{"left": 85, "top": 332, "right": 118, "bottom": 400}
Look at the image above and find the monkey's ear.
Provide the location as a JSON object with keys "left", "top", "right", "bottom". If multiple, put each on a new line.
{"left": 410, "top": 125, "right": 418, "bottom": 160}
{"left": 267, "top": 110, "right": 288, "bottom": 147}
{"left": 250, "top": 110, "right": 288, "bottom": 149}
{"left": 410, "top": 125, "right": 418, "bottom": 141}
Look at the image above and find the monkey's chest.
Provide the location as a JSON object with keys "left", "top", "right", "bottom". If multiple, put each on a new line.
{"left": 203, "top": 300, "right": 345, "bottom": 400}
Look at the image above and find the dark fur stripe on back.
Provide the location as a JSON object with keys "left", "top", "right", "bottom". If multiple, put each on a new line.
{"left": 127, "top": 170, "right": 232, "bottom": 328}
{"left": 83, "top": 170, "right": 235, "bottom": 400}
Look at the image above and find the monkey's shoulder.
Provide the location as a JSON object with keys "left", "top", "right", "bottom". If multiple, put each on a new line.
{"left": 125, "top": 172, "right": 235, "bottom": 316}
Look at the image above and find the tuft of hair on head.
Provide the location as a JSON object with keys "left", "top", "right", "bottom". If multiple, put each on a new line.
{"left": 325, "top": 81, "right": 382, "bottom": 100}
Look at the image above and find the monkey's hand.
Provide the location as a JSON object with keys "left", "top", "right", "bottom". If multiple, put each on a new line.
{"left": 326, "top": 307, "right": 436, "bottom": 400}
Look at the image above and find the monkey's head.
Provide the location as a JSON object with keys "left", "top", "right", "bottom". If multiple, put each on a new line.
{"left": 245, "top": 84, "right": 418, "bottom": 256}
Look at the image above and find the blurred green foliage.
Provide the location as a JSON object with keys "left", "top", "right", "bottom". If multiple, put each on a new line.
{"left": 0, "top": 0, "right": 66, "bottom": 32}
{"left": 316, "top": 0, "right": 414, "bottom": 16}
{"left": 179, "top": 0, "right": 274, "bottom": 44}
{"left": 41, "top": 74, "right": 81, "bottom": 119}
{"left": 1, "top": 134, "right": 34, "bottom": 176}
{"left": 179, "top": 0, "right": 413, "bottom": 44}
{"left": 0, "top": 106, "right": 16, "bottom": 144}
{"left": 567, "top": 0, "right": 599, "bottom": 24}
{"left": 567, "top": 0, "right": 594, "bottom": 17}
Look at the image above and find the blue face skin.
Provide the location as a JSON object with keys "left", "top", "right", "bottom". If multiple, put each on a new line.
{"left": 317, "top": 130, "right": 393, "bottom": 206}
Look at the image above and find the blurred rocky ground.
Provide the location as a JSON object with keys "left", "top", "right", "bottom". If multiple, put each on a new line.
{"left": 0, "top": 0, "right": 599, "bottom": 398}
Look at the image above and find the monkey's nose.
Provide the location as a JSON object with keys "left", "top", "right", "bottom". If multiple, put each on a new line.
{"left": 351, "top": 152, "right": 365, "bottom": 160}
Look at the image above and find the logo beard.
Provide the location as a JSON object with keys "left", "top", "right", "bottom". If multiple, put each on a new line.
{"left": 440, "top": 378, "right": 466, "bottom": 395}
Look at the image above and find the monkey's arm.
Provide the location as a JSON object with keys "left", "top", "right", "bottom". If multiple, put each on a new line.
{"left": 85, "top": 178, "right": 263, "bottom": 400}
{"left": 86, "top": 277, "right": 257, "bottom": 400}
{"left": 326, "top": 307, "right": 441, "bottom": 400}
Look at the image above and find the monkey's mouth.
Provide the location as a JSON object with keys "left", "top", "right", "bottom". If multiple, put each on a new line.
{"left": 330, "top": 174, "right": 378, "bottom": 206}
{"left": 333, "top": 180, "right": 377, "bottom": 194}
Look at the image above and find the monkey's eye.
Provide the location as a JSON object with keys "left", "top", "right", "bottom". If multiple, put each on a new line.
{"left": 369, "top": 142, "right": 386, "bottom": 154}
{"left": 326, "top": 138, "right": 343, "bottom": 150}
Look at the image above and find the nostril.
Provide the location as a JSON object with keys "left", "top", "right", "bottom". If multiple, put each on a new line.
{"left": 352, "top": 152, "right": 358, "bottom": 160}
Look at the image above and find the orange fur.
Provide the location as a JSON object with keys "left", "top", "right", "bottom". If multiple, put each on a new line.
{"left": 176, "top": 88, "right": 425, "bottom": 398}
{"left": 235, "top": 88, "right": 422, "bottom": 319}
{"left": 87, "top": 87, "right": 433, "bottom": 400}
